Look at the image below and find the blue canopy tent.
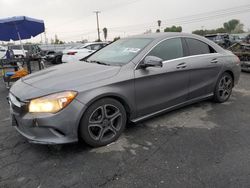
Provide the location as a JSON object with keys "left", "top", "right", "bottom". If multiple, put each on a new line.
{"left": 0, "top": 16, "right": 45, "bottom": 41}
{"left": 0, "top": 16, "right": 45, "bottom": 55}
{"left": 0, "top": 16, "right": 45, "bottom": 88}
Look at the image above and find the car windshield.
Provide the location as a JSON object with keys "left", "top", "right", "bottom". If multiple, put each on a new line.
{"left": 87, "top": 38, "right": 153, "bottom": 65}
{"left": 76, "top": 44, "right": 88, "bottom": 49}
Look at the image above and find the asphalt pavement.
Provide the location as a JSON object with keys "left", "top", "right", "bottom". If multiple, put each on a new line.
{"left": 0, "top": 72, "right": 250, "bottom": 188}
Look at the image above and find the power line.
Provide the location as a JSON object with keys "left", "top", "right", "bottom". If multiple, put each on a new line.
{"left": 107, "top": 4, "right": 250, "bottom": 30}
{"left": 53, "top": 3, "right": 250, "bottom": 41}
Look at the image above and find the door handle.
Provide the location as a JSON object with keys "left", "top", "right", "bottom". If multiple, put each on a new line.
{"left": 176, "top": 62, "right": 187, "bottom": 69}
{"left": 211, "top": 59, "right": 218, "bottom": 64}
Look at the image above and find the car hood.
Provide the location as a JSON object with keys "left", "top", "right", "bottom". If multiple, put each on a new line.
{"left": 14, "top": 62, "right": 120, "bottom": 99}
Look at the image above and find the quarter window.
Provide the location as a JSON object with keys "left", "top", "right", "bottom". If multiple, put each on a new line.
{"left": 185, "top": 38, "right": 216, "bottom": 55}
{"left": 148, "top": 38, "right": 183, "bottom": 61}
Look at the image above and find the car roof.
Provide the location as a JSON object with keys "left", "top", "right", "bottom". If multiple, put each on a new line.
{"left": 127, "top": 32, "right": 225, "bottom": 53}
{"left": 128, "top": 32, "right": 198, "bottom": 39}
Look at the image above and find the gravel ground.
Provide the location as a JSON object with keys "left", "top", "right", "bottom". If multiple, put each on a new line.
{"left": 0, "top": 70, "right": 250, "bottom": 188}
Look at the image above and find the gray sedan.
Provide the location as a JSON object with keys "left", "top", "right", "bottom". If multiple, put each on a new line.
{"left": 9, "top": 33, "right": 241, "bottom": 147}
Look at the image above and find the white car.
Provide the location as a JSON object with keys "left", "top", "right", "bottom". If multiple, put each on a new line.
{"left": 62, "top": 42, "right": 108, "bottom": 63}
{"left": 0, "top": 45, "right": 7, "bottom": 59}
{"left": 9, "top": 45, "right": 27, "bottom": 58}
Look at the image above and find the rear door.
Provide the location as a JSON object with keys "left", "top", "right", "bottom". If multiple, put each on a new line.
{"left": 183, "top": 38, "right": 223, "bottom": 99}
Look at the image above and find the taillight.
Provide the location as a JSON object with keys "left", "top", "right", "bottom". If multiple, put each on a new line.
{"left": 67, "top": 52, "right": 77, "bottom": 55}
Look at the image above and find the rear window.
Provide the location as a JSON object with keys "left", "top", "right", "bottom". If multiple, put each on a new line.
{"left": 186, "top": 38, "right": 215, "bottom": 55}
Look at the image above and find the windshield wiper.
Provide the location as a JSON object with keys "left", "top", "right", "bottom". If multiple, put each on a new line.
{"left": 88, "top": 60, "right": 110, "bottom": 66}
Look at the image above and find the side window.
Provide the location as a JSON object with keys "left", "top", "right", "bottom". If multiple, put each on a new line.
{"left": 84, "top": 45, "right": 92, "bottom": 50}
{"left": 148, "top": 38, "right": 183, "bottom": 61}
{"left": 185, "top": 38, "right": 216, "bottom": 56}
{"left": 91, "top": 44, "right": 102, "bottom": 51}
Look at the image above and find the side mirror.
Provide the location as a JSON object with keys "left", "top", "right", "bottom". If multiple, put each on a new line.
{"left": 140, "top": 56, "right": 163, "bottom": 68}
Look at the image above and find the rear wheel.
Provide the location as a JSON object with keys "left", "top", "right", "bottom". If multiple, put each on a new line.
{"left": 54, "top": 55, "right": 62, "bottom": 64}
{"left": 213, "top": 72, "right": 233, "bottom": 103}
{"left": 79, "top": 98, "right": 127, "bottom": 147}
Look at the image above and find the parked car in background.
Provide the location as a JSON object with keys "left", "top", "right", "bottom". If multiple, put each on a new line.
{"left": 8, "top": 45, "right": 27, "bottom": 58}
{"left": 43, "top": 50, "right": 63, "bottom": 64}
{"left": 205, "top": 33, "right": 231, "bottom": 48}
{"left": 230, "top": 35, "right": 243, "bottom": 44}
{"left": 0, "top": 45, "right": 7, "bottom": 59}
{"left": 244, "top": 34, "right": 250, "bottom": 44}
{"left": 62, "top": 42, "right": 108, "bottom": 63}
{"left": 9, "top": 33, "right": 240, "bottom": 147}
{"left": 228, "top": 42, "right": 250, "bottom": 72}
{"left": 8, "top": 44, "right": 42, "bottom": 58}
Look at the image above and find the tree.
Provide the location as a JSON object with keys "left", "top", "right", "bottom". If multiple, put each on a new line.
{"left": 192, "top": 27, "right": 226, "bottom": 36}
{"left": 223, "top": 19, "right": 244, "bottom": 33}
{"left": 157, "top": 20, "right": 161, "bottom": 32}
{"left": 164, "top": 25, "right": 182, "bottom": 32}
{"left": 113, "top": 36, "right": 120, "bottom": 41}
{"left": 232, "top": 23, "right": 244, "bottom": 34}
{"left": 103, "top": 27, "right": 108, "bottom": 41}
{"left": 54, "top": 34, "right": 64, "bottom": 44}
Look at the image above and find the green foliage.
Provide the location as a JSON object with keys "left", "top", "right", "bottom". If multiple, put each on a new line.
{"left": 164, "top": 25, "right": 182, "bottom": 32}
{"left": 192, "top": 19, "right": 245, "bottom": 36}
{"left": 113, "top": 37, "right": 120, "bottom": 41}
{"left": 53, "top": 34, "right": 64, "bottom": 44}
{"left": 156, "top": 29, "right": 160, "bottom": 33}
{"left": 223, "top": 19, "right": 240, "bottom": 33}
{"left": 232, "top": 23, "right": 244, "bottom": 34}
{"left": 192, "top": 27, "right": 226, "bottom": 36}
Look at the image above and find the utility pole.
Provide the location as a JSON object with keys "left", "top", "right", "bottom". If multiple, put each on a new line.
{"left": 94, "top": 11, "right": 101, "bottom": 41}
{"left": 44, "top": 28, "right": 48, "bottom": 44}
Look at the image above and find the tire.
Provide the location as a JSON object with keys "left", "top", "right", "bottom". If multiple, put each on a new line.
{"left": 213, "top": 72, "right": 233, "bottom": 103}
{"left": 55, "top": 55, "right": 62, "bottom": 64}
{"left": 79, "top": 98, "right": 127, "bottom": 147}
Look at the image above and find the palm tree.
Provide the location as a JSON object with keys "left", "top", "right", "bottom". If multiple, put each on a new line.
{"left": 157, "top": 20, "right": 162, "bottom": 32}
{"left": 103, "top": 28, "right": 108, "bottom": 41}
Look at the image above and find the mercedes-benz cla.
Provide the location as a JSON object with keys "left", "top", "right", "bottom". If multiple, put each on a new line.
{"left": 9, "top": 33, "right": 241, "bottom": 147}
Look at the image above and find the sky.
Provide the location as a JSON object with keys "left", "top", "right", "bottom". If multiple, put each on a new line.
{"left": 0, "top": 0, "right": 250, "bottom": 43}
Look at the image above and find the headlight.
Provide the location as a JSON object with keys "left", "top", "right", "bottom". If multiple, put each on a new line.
{"left": 29, "top": 91, "right": 77, "bottom": 113}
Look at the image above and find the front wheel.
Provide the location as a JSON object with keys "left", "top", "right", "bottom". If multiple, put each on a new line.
{"left": 213, "top": 72, "right": 233, "bottom": 103}
{"left": 79, "top": 98, "right": 127, "bottom": 147}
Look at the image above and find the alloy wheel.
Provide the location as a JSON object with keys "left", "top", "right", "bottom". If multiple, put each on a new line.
{"left": 88, "top": 104, "right": 122, "bottom": 142}
{"left": 218, "top": 75, "right": 232, "bottom": 101}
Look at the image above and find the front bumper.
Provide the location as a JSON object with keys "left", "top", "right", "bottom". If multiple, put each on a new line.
{"left": 10, "top": 95, "right": 86, "bottom": 144}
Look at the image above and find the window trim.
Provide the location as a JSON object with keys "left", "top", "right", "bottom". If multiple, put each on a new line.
{"left": 135, "top": 36, "right": 219, "bottom": 70}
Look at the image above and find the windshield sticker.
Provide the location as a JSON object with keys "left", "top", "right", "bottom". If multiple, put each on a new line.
{"left": 122, "top": 48, "right": 141, "bottom": 53}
